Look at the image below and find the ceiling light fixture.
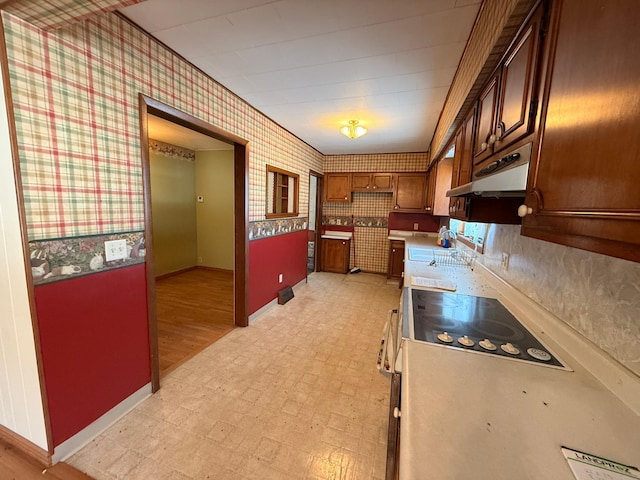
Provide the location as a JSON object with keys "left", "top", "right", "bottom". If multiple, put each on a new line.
{"left": 340, "top": 120, "right": 368, "bottom": 139}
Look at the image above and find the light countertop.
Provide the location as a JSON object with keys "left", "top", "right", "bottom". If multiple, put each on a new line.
{"left": 387, "top": 229, "right": 438, "bottom": 241}
{"left": 399, "top": 236, "right": 640, "bottom": 479}
{"left": 320, "top": 231, "right": 352, "bottom": 240}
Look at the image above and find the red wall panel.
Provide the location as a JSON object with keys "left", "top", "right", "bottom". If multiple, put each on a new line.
{"left": 248, "top": 230, "right": 307, "bottom": 314}
{"left": 35, "top": 264, "right": 150, "bottom": 446}
{"left": 388, "top": 212, "right": 442, "bottom": 232}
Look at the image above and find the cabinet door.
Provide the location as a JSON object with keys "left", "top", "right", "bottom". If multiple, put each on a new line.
{"left": 473, "top": 74, "right": 499, "bottom": 166}
{"left": 371, "top": 173, "right": 395, "bottom": 192}
{"left": 450, "top": 108, "right": 475, "bottom": 220}
{"left": 387, "top": 241, "right": 405, "bottom": 279}
{"left": 495, "top": 4, "right": 543, "bottom": 150}
{"left": 393, "top": 173, "right": 427, "bottom": 211}
{"left": 321, "top": 239, "right": 350, "bottom": 273}
{"left": 324, "top": 173, "right": 351, "bottom": 202}
{"left": 351, "top": 173, "right": 371, "bottom": 191}
{"left": 521, "top": 0, "right": 640, "bottom": 263}
{"left": 424, "top": 168, "right": 436, "bottom": 214}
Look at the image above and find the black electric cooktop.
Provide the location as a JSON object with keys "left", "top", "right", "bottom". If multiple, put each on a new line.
{"left": 410, "top": 289, "right": 565, "bottom": 368}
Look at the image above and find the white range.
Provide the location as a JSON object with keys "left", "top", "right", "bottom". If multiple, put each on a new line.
{"left": 393, "top": 235, "right": 640, "bottom": 480}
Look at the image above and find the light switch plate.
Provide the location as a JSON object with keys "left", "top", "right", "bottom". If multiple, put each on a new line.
{"left": 105, "top": 239, "right": 127, "bottom": 261}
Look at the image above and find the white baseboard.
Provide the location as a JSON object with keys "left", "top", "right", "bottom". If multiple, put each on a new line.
{"left": 53, "top": 382, "right": 152, "bottom": 463}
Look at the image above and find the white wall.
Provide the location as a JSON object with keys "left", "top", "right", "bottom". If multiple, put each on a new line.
{"left": 0, "top": 71, "right": 48, "bottom": 449}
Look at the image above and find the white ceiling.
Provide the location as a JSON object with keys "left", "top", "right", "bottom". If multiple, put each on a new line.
{"left": 147, "top": 115, "right": 233, "bottom": 150}
{"left": 121, "top": 0, "right": 481, "bottom": 155}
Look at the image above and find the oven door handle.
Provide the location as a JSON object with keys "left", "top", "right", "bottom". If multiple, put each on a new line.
{"left": 377, "top": 309, "right": 398, "bottom": 378}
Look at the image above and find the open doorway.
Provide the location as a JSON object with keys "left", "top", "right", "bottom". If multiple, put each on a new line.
{"left": 139, "top": 95, "right": 248, "bottom": 391}
{"left": 147, "top": 114, "right": 235, "bottom": 377}
{"left": 307, "top": 171, "right": 323, "bottom": 274}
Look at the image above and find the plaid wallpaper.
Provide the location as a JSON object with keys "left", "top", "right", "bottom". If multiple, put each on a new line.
{"left": 323, "top": 152, "right": 428, "bottom": 173}
{"left": 4, "top": 0, "right": 144, "bottom": 31}
{"left": 3, "top": 12, "right": 323, "bottom": 241}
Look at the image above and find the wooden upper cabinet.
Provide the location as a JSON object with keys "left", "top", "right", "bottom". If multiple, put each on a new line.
{"left": 351, "top": 173, "right": 395, "bottom": 192}
{"left": 521, "top": 0, "right": 640, "bottom": 263}
{"left": 351, "top": 173, "right": 371, "bottom": 191}
{"left": 473, "top": 74, "right": 499, "bottom": 165}
{"left": 393, "top": 173, "right": 427, "bottom": 211}
{"left": 496, "top": 5, "right": 542, "bottom": 149}
{"left": 473, "top": 2, "right": 544, "bottom": 168}
{"left": 324, "top": 173, "right": 351, "bottom": 202}
{"left": 450, "top": 108, "right": 476, "bottom": 220}
{"left": 371, "top": 173, "right": 395, "bottom": 191}
{"left": 424, "top": 167, "right": 437, "bottom": 214}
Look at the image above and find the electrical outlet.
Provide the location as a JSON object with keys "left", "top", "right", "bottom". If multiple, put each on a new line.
{"left": 278, "top": 273, "right": 283, "bottom": 283}
{"left": 105, "top": 239, "right": 127, "bottom": 261}
{"left": 413, "top": 223, "right": 419, "bottom": 230}
{"left": 501, "top": 252, "right": 510, "bottom": 270}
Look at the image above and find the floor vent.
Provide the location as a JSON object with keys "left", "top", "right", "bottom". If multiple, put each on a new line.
{"left": 278, "top": 286, "right": 294, "bottom": 305}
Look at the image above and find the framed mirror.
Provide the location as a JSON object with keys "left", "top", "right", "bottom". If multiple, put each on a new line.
{"left": 266, "top": 165, "right": 299, "bottom": 218}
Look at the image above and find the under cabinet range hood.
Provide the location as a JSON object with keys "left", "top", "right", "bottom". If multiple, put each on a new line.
{"left": 447, "top": 143, "right": 532, "bottom": 197}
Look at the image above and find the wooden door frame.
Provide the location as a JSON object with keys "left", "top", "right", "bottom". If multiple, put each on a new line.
{"left": 139, "top": 94, "right": 249, "bottom": 392}
{"left": 309, "top": 170, "right": 323, "bottom": 273}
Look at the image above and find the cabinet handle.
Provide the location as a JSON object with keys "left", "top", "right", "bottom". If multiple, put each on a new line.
{"left": 394, "top": 205, "right": 399, "bottom": 210}
{"left": 518, "top": 204, "right": 533, "bottom": 217}
{"left": 488, "top": 133, "right": 497, "bottom": 145}
{"left": 372, "top": 185, "right": 377, "bottom": 189}
{"left": 344, "top": 196, "right": 348, "bottom": 200}
{"left": 342, "top": 241, "right": 346, "bottom": 245}
{"left": 392, "top": 249, "right": 396, "bottom": 253}
{"left": 481, "top": 141, "right": 488, "bottom": 151}
{"left": 366, "top": 185, "right": 370, "bottom": 189}
{"left": 393, "top": 407, "right": 401, "bottom": 418}
{"left": 497, "top": 121, "right": 506, "bottom": 140}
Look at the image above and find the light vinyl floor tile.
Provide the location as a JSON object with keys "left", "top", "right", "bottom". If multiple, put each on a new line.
{"left": 68, "top": 273, "right": 401, "bottom": 479}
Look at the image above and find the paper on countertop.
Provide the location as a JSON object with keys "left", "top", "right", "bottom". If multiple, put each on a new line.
{"left": 410, "top": 277, "right": 457, "bottom": 291}
{"left": 562, "top": 447, "right": 640, "bottom": 480}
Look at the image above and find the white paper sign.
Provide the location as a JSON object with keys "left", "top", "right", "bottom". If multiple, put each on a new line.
{"left": 562, "top": 447, "right": 640, "bottom": 480}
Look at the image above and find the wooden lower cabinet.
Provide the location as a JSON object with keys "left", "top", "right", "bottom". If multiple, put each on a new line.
{"left": 321, "top": 238, "right": 350, "bottom": 273}
{"left": 387, "top": 241, "right": 405, "bottom": 279}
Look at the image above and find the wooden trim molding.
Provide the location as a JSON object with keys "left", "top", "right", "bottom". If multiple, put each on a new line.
{"left": 456, "top": 233, "right": 485, "bottom": 255}
{"left": 138, "top": 95, "right": 160, "bottom": 393}
{"left": 155, "top": 266, "right": 198, "bottom": 281}
{"left": 156, "top": 266, "right": 233, "bottom": 281}
{"left": 0, "top": 424, "right": 51, "bottom": 467}
{"left": 139, "top": 94, "right": 249, "bottom": 390}
{"left": 0, "top": 20, "right": 54, "bottom": 454}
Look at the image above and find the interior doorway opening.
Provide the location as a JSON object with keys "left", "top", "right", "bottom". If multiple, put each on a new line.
{"left": 147, "top": 114, "right": 235, "bottom": 377}
{"left": 307, "top": 171, "right": 323, "bottom": 274}
{"left": 139, "top": 95, "right": 248, "bottom": 391}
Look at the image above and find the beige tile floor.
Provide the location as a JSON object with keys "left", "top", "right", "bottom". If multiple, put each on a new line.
{"left": 68, "top": 272, "right": 402, "bottom": 479}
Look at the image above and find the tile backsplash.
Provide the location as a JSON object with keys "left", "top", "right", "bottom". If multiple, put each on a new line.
{"left": 479, "top": 224, "right": 640, "bottom": 377}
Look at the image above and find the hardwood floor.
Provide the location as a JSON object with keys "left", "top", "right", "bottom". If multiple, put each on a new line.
{"left": 155, "top": 268, "right": 235, "bottom": 376}
{"left": 0, "top": 439, "right": 91, "bottom": 479}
